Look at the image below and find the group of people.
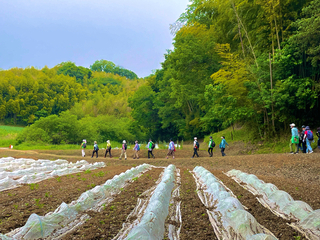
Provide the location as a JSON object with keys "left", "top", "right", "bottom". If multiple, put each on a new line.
{"left": 80, "top": 136, "right": 229, "bottom": 159}
{"left": 289, "top": 124, "right": 320, "bottom": 154}
{"left": 192, "top": 136, "right": 229, "bottom": 158}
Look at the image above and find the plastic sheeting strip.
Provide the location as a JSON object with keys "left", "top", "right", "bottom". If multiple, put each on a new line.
{"left": 192, "top": 166, "right": 277, "bottom": 240}
{"left": 225, "top": 169, "right": 320, "bottom": 240}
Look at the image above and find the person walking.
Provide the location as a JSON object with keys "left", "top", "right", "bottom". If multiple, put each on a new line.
{"left": 301, "top": 125, "right": 307, "bottom": 153}
{"left": 91, "top": 141, "right": 99, "bottom": 158}
{"left": 304, "top": 126, "right": 314, "bottom": 154}
{"left": 192, "top": 137, "right": 199, "bottom": 158}
{"left": 133, "top": 140, "right": 140, "bottom": 159}
{"left": 166, "top": 139, "right": 175, "bottom": 159}
{"left": 219, "top": 136, "right": 229, "bottom": 156}
{"left": 289, "top": 123, "right": 299, "bottom": 154}
{"left": 104, "top": 140, "right": 112, "bottom": 158}
{"left": 80, "top": 139, "right": 86, "bottom": 157}
{"left": 119, "top": 140, "right": 127, "bottom": 160}
{"left": 316, "top": 127, "right": 320, "bottom": 150}
{"left": 208, "top": 136, "right": 215, "bottom": 157}
{"left": 297, "top": 130, "right": 304, "bottom": 153}
{"left": 148, "top": 139, "right": 155, "bottom": 159}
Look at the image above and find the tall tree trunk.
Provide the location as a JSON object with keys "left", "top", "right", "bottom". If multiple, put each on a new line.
{"left": 231, "top": 1, "right": 258, "bottom": 68}
{"left": 269, "top": 53, "right": 275, "bottom": 132}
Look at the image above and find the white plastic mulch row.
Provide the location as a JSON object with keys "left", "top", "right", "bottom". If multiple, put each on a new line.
{"left": 193, "top": 166, "right": 277, "bottom": 240}
{"left": 0, "top": 157, "right": 105, "bottom": 192}
{"left": 125, "top": 164, "right": 176, "bottom": 240}
{"left": 226, "top": 169, "right": 320, "bottom": 239}
{"left": 0, "top": 164, "right": 152, "bottom": 240}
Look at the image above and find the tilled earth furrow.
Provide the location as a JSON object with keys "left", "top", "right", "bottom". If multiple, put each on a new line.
{"left": 212, "top": 170, "right": 306, "bottom": 240}
{"left": 62, "top": 167, "right": 163, "bottom": 240}
{"left": 0, "top": 166, "right": 130, "bottom": 234}
{"left": 179, "top": 168, "right": 217, "bottom": 240}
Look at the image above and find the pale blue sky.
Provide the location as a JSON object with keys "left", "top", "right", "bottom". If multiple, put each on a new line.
{"left": 0, "top": 0, "right": 189, "bottom": 77}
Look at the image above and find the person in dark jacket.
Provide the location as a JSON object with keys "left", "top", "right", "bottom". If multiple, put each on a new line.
{"left": 92, "top": 141, "right": 99, "bottom": 158}
{"left": 301, "top": 125, "right": 307, "bottom": 153}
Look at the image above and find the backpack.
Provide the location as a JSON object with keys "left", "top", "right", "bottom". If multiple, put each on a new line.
{"left": 151, "top": 143, "right": 155, "bottom": 150}
{"left": 83, "top": 143, "right": 86, "bottom": 148}
{"left": 137, "top": 144, "right": 140, "bottom": 151}
{"left": 211, "top": 141, "right": 215, "bottom": 148}
{"left": 196, "top": 141, "right": 199, "bottom": 149}
{"left": 307, "top": 130, "right": 314, "bottom": 141}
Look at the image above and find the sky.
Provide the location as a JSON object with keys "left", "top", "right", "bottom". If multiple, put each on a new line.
{"left": 0, "top": 0, "right": 189, "bottom": 77}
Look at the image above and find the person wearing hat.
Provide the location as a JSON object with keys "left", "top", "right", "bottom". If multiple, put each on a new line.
{"left": 133, "top": 140, "right": 140, "bottom": 159}
{"left": 192, "top": 137, "right": 199, "bottom": 158}
{"left": 303, "top": 126, "right": 313, "bottom": 154}
{"left": 80, "top": 139, "right": 87, "bottom": 157}
{"left": 166, "top": 139, "right": 175, "bottom": 159}
{"left": 219, "top": 136, "right": 229, "bottom": 156}
{"left": 104, "top": 140, "right": 112, "bottom": 158}
{"left": 208, "top": 136, "right": 215, "bottom": 157}
{"left": 289, "top": 123, "right": 299, "bottom": 154}
{"left": 119, "top": 140, "right": 127, "bottom": 160}
{"left": 92, "top": 141, "right": 99, "bottom": 158}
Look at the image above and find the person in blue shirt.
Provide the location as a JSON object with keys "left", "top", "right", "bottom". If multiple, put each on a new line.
{"left": 289, "top": 123, "right": 299, "bottom": 154}
{"left": 166, "top": 139, "right": 175, "bottom": 159}
{"left": 219, "top": 136, "right": 229, "bottom": 156}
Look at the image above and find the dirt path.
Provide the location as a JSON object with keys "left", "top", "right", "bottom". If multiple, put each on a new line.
{"left": 179, "top": 168, "right": 217, "bottom": 239}
{"left": 62, "top": 168, "right": 163, "bottom": 240}
{"left": 213, "top": 170, "right": 305, "bottom": 239}
{"left": 0, "top": 166, "right": 130, "bottom": 234}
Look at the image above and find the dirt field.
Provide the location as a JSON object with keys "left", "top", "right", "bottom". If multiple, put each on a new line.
{"left": 0, "top": 148, "right": 319, "bottom": 239}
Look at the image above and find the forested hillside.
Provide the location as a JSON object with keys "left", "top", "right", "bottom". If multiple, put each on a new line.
{"left": 1, "top": 0, "right": 320, "bottom": 145}
{"left": 129, "top": 0, "right": 320, "bottom": 140}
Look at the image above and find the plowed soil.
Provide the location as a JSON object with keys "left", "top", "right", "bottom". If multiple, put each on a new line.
{"left": 213, "top": 171, "right": 305, "bottom": 239}
{"left": 0, "top": 166, "right": 130, "bottom": 233}
{"left": 62, "top": 168, "right": 163, "bottom": 240}
{"left": 179, "top": 168, "right": 217, "bottom": 239}
{"left": 0, "top": 148, "right": 319, "bottom": 239}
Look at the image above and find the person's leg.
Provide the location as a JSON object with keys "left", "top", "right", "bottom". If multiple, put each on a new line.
{"left": 196, "top": 149, "right": 199, "bottom": 157}
{"left": 208, "top": 148, "right": 211, "bottom": 156}
{"left": 221, "top": 148, "right": 225, "bottom": 156}
{"left": 306, "top": 139, "right": 313, "bottom": 153}
{"left": 96, "top": 150, "right": 98, "bottom": 158}
{"left": 109, "top": 149, "right": 112, "bottom": 157}
{"left": 172, "top": 150, "right": 175, "bottom": 159}
{"left": 82, "top": 149, "right": 85, "bottom": 157}
{"left": 210, "top": 148, "right": 213, "bottom": 157}
{"left": 105, "top": 150, "right": 107, "bottom": 158}
{"left": 92, "top": 150, "right": 95, "bottom": 158}
{"left": 124, "top": 151, "right": 127, "bottom": 160}
{"left": 151, "top": 150, "right": 155, "bottom": 158}
{"left": 148, "top": 150, "right": 151, "bottom": 158}
{"left": 119, "top": 150, "right": 123, "bottom": 159}
{"left": 289, "top": 140, "right": 294, "bottom": 152}
{"left": 303, "top": 142, "right": 307, "bottom": 153}
{"left": 295, "top": 144, "right": 298, "bottom": 153}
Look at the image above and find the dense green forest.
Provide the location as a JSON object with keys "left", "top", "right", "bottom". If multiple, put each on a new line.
{"left": 1, "top": 0, "right": 320, "bottom": 145}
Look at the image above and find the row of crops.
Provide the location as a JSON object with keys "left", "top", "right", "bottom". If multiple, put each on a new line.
{"left": 0, "top": 157, "right": 106, "bottom": 192}
{"left": 0, "top": 158, "right": 319, "bottom": 239}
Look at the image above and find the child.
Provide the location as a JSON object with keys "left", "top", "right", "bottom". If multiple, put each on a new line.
{"left": 92, "top": 141, "right": 99, "bottom": 158}
{"left": 148, "top": 139, "right": 155, "bottom": 159}
{"left": 219, "top": 136, "right": 229, "bottom": 156}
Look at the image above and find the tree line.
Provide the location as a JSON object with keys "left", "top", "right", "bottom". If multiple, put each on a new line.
{"left": 129, "top": 0, "right": 320, "bottom": 141}
{"left": 3, "top": 0, "right": 320, "bottom": 144}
